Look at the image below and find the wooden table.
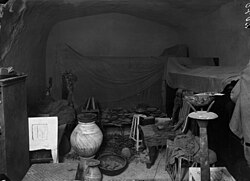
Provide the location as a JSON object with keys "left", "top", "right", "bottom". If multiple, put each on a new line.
{"left": 22, "top": 163, "right": 78, "bottom": 181}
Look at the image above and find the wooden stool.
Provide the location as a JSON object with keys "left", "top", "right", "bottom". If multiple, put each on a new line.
{"left": 129, "top": 114, "right": 147, "bottom": 151}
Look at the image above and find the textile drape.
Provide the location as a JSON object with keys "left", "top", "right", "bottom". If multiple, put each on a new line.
{"left": 47, "top": 44, "right": 167, "bottom": 108}
{"left": 165, "top": 57, "right": 242, "bottom": 93}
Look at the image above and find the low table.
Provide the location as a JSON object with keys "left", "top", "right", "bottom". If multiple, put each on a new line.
{"left": 22, "top": 163, "right": 78, "bottom": 181}
{"left": 140, "top": 124, "right": 176, "bottom": 168}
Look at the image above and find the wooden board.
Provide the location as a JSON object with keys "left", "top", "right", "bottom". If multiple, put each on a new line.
{"left": 189, "top": 167, "right": 235, "bottom": 181}
{"left": 22, "top": 163, "right": 78, "bottom": 181}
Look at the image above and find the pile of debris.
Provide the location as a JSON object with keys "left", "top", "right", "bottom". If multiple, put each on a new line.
{"left": 99, "top": 134, "right": 136, "bottom": 159}
{"left": 100, "top": 104, "right": 168, "bottom": 126}
{"left": 99, "top": 134, "right": 153, "bottom": 165}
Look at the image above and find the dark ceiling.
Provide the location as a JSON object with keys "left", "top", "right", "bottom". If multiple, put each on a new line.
{"left": 24, "top": 0, "right": 232, "bottom": 27}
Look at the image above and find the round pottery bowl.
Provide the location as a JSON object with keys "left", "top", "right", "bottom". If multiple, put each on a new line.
{"left": 184, "top": 93, "right": 214, "bottom": 107}
{"left": 97, "top": 153, "right": 128, "bottom": 176}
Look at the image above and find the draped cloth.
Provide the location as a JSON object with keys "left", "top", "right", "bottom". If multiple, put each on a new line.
{"left": 230, "top": 61, "right": 250, "bottom": 142}
{"left": 230, "top": 61, "right": 250, "bottom": 165}
{"left": 46, "top": 44, "right": 167, "bottom": 108}
{"left": 165, "top": 57, "right": 243, "bottom": 93}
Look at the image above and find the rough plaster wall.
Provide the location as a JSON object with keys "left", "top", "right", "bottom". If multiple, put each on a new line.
{"left": 4, "top": 21, "right": 48, "bottom": 106}
{"left": 46, "top": 13, "right": 180, "bottom": 57}
{"left": 3, "top": 3, "right": 55, "bottom": 107}
{"left": 180, "top": 1, "right": 250, "bottom": 66}
{"left": 0, "top": 0, "right": 234, "bottom": 106}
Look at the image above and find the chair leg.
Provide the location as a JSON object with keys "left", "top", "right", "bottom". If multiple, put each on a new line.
{"left": 136, "top": 123, "right": 140, "bottom": 151}
{"left": 177, "top": 157, "right": 182, "bottom": 181}
{"left": 133, "top": 119, "right": 137, "bottom": 138}
{"left": 130, "top": 117, "right": 136, "bottom": 141}
{"left": 51, "top": 149, "right": 58, "bottom": 163}
{"left": 129, "top": 117, "right": 134, "bottom": 138}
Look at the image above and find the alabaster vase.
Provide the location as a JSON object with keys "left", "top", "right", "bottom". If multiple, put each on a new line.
{"left": 70, "top": 115, "right": 103, "bottom": 158}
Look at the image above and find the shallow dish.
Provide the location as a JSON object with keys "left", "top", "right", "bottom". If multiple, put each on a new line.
{"left": 97, "top": 153, "right": 128, "bottom": 176}
{"left": 184, "top": 93, "right": 214, "bottom": 107}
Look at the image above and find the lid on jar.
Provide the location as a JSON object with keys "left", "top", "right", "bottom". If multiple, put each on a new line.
{"left": 77, "top": 113, "right": 97, "bottom": 123}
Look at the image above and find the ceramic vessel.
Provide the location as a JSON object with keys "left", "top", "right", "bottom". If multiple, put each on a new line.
{"left": 70, "top": 113, "right": 103, "bottom": 157}
{"left": 84, "top": 159, "right": 102, "bottom": 181}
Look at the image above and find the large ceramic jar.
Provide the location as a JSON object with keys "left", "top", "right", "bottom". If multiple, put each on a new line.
{"left": 70, "top": 113, "right": 103, "bottom": 158}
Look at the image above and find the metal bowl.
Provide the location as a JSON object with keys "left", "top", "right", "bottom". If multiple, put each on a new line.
{"left": 184, "top": 93, "right": 215, "bottom": 107}
{"left": 97, "top": 153, "right": 128, "bottom": 176}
